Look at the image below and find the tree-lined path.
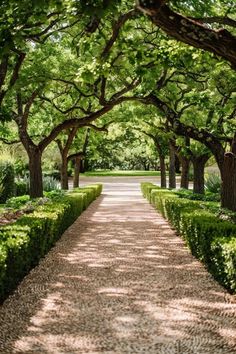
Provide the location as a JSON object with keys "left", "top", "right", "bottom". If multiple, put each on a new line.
{"left": 0, "top": 178, "right": 236, "bottom": 353}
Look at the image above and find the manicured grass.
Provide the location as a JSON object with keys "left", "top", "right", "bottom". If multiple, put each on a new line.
{"left": 82, "top": 170, "right": 161, "bottom": 177}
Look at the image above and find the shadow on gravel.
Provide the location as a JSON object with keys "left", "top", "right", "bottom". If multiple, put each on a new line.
{"left": 0, "top": 191, "right": 235, "bottom": 353}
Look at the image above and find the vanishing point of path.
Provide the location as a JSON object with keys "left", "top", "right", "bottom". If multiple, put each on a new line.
{"left": 0, "top": 177, "right": 236, "bottom": 354}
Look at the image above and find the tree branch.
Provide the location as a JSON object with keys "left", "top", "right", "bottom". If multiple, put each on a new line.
{"left": 86, "top": 120, "right": 114, "bottom": 133}
{"left": 109, "top": 78, "right": 140, "bottom": 101}
{"left": 0, "top": 137, "right": 21, "bottom": 145}
{"left": 67, "top": 151, "right": 84, "bottom": 162}
{"left": 39, "top": 95, "right": 136, "bottom": 151}
{"left": 9, "top": 51, "right": 26, "bottom": 87}
{"left": 191, "top": 16, "right": 236, "bottom": 29}
{"left": 101, "top": 9, "right": 137, "bottom": 58}
{"left": 136, "top": 1, "right": 236, "bottom": 69}
{"left": 136, "top": 92, "right": 226, "bottom": 167}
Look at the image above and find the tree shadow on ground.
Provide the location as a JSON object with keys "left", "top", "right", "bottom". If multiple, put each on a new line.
{"left": 0, "top": 192, "right": 235, "bottom": 353}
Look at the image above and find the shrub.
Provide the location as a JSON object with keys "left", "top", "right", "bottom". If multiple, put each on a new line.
{"left": 210, "top": 237, "right": 236, "bottom": 292}
{"left": 45, "top": 190, "right": 65, "bottom": 200}
{"left": 74, "top": 184, "right": 103, "bottom": 208}
{"left": 15, "top": 175, "right": 60, "bottom": 196}
{"left": 140, "top": 182, "right": 160, "bottom": 201}
{"left": 14, "top": 160, "right": 28, "bottom": 177}
{"left": 15, "top": 177, "right": 29, "bottom": 196}
{"left": 205, "top": 173, "right": 221, "bottom": 194}
{"left": 176, "top": 188, "right": 220, "bottom": 202}
{"left": 141, "top": 183, "right": 236, "bottom": 293}
{"left": 0, "top": 161, "right": 15, "bottom": 203}
{"left": 0, "top": 184, "right": 102, "bottom": 302}
{"left": 81, "top": 184, "right": 103, "bottom": 197}
{"left": 43, "top": 176, "right": 60, "bottom": 192}
{"left": 5, "top": 195, "right": 30, "bottom": 209}
{"left": 43, "top": 170, "right": 61, "bottom": 180}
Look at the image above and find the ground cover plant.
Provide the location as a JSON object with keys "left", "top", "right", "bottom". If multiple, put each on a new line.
{"left": 0, "top": 184, "right": 102, "bottom": 303}
{"left": 141, "top": 182, "right": 236, "bottom": 294}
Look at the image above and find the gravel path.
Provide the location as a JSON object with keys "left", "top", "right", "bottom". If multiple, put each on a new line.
{"left": 0, "top": 179, "right": 236, "bottom": 354}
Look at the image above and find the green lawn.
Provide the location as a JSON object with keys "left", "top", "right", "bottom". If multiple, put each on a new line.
{"left": 82, "top": 170, "right": 161, "bottom": 177}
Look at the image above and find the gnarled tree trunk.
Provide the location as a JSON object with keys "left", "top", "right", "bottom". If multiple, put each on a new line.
{"left": 28, "top": 147, "right": 43, "bottom": 198}
{"left": 179, "top": 156, "right": 190, "bottom": 189}
{"left": 175, "top": 154, "right": 181, "bottom": 174}
{"left": 56, "top": 128, "right": 78, "bottom": 190}
{"left": 221, "top": 150, "right": 236, "bottom": 211}
{"left": 73, "top": 157, "right": 81, "bottom": 188}
{"left": 159, "top": 154, "right": 166, "bottom": 188}
{"left": 169, "top": 142, "right": 176, "bottom": 189}
{"left": 61, "top": 153, "right": 69, "bottom": 190}
{"left": 192, "top": 154, "right": 210, "bottom": 194}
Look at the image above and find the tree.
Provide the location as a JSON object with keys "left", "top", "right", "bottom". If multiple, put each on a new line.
{"left": 136, "top": 89, "right": 236, "bottom": 208}
{"left": 56, "top": 123, "right": 110, "bottom": 189}
{"left": 136, "top": 0, "right": 236, "bottom": 69}
{"left": 1, "top": 7, "right": 144, "bottom": 197}
{"left": 172, "top": 138, "right": 191, "bottom": 189}
{"left": 56, "top": 128, "right": 78, "bottom": 189}
{"left": 0, "top": 0, "right": 84, "bottom": 112}
{"left": 131, "top": 114, "right": 169, "bottom": 187}
{"left": 1, "top": 0, "right": 235, "bottom": 208}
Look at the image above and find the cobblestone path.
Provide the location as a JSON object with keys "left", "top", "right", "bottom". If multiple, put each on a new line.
{"left": 0, "top": 181, "right": 236, "bottom": 353}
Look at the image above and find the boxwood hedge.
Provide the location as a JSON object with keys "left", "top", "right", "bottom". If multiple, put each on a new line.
{"left": 0, "top": 184, "right": 102, "bottom": 302}
{"left": 141, "top": 182, "right": 236, "bottom": 293}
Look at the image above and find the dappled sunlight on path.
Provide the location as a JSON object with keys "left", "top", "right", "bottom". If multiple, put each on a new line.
{"left": 0, "top": 180, "right": 235, "bottom": 353}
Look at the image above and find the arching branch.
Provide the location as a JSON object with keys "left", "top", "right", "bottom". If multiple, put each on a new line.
{"left": 136, "top": 1, "right": 236, "bottom": 69}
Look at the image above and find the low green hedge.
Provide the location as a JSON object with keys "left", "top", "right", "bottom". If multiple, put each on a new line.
{"left": 141, "top": 182, "right": 236, "bottom": 293}
{"left": 0, "top": 184, "right": 102, "bottom": 302}
{"left": 140, "top": 182, "right": 160, "bottom": 201}
{"left": 74, "top": 184, "right": 103, "bottom": 208}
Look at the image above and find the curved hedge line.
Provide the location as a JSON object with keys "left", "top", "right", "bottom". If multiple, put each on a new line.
{"left": 141, "top": 182, "right": 236, "bottom": 294}
{"left": 0, "top": 184, "right": 102, "bottom": 302}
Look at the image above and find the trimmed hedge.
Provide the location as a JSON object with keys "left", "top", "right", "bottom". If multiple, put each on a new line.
{"left": 0, "top": 184, "right": 102, "bottom": 302}
{"left": 141, "top": 182, "right": 236, "bottom": 293}
{"left": 74, "top": 184, "right": 103, "bottom": 209}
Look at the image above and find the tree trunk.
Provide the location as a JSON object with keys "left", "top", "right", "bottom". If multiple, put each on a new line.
{"left": 175, "top": 154, "right": 181, "bottom": 173}
{"left": 73, "top": 157, "right": 81, "bottom": 188}
{"left": 221, "top": 152, "right": 236, "bottom": 211}
{"left": 169, "top": 142, "right": 176, "bottom": 189}
{"left": 192, "top": 155, "right": 209, "bottom": 194}
{"left": 180, "top": 156, "right": 190, "bottom": 189}
{"left": 80, "top": 128, "right": 90, "bottom": 173}
{"left": 28, "top": 147, "right": 43, "bottom": 198}
{"left": 80, "top": 158, "right": 85, "bottom": 173}
{"left": 61, "top": 154, "right": 69, "bottom": 190}
{"left": 159, "top": 154, "right": 167, "bottom": 188}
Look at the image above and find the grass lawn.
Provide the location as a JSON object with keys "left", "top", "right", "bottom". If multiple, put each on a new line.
{"left": 82, "top": 170, "right": 162, "bottom": 177}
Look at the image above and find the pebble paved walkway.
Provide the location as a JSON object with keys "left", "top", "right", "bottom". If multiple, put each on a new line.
{"left": 0, "top": 180, "right": 236, "bottom": 354}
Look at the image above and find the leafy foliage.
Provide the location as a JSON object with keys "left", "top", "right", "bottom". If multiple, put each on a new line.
{"left": 205, "top": 173, "right": 222, "bottom": 194}
{"left": 0, "top": 161, "right": 15, "bottom": 203}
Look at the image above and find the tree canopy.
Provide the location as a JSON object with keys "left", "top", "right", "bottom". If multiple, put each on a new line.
{"left": 0, "top": 0, "right": 236, "bottom": 210}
